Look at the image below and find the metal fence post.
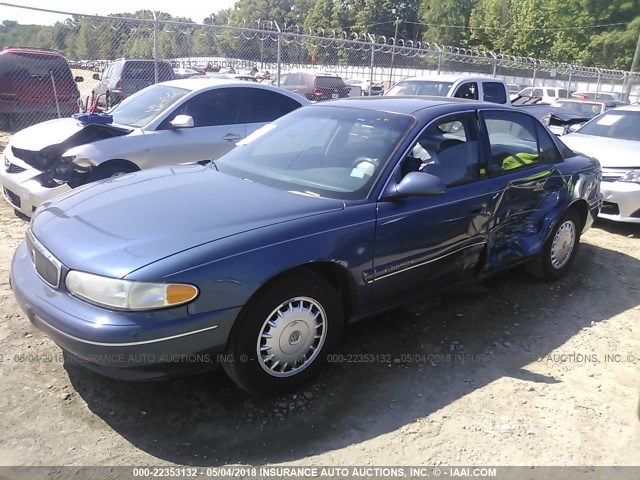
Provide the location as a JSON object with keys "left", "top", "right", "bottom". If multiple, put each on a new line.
{"left": 369, "top": 34, "right": 375, "bottom": 96}
{"left": 596, "top": 69, "right": 602, "bottom": 95}
{"left": 437, "top": 50, "right": 442, "bottom": 75}
{"left": 567, "top": 66, "right": 573, "bottom": 94}
{"left": 275, "top": 21, "right": 282, "bottom": 87}
{"left": 152, "top": 11, "right": 159, "bottom": 83}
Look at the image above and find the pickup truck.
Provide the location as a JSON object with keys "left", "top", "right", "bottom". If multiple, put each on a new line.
{"left": 385, "top": 74, "right": 511, "bottom": 105}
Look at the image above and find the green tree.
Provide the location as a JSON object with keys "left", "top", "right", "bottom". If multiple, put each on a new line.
{"left": 420, "top": 0, "right": 477, "bottom": 46}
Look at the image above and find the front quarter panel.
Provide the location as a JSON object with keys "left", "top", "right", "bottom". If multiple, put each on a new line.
{"left": 125, "top": 204, "right": 377, "bottom": 316}
{"left": 64, "top": 129, "right": 145, "bottom": 167}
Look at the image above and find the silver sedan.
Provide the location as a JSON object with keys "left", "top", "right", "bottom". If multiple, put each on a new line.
{"left": 0, "top": 79, "right": 309, "bottom": 217}
{"left": 562, "top": 105, "right": 640, "bottom": 223}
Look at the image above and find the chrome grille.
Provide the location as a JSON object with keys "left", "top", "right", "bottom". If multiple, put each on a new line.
{"left": 26, "top": 230, "right": 61, "bottom": 288}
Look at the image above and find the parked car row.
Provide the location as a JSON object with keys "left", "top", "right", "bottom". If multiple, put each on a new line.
{"left": 1, "top": 67, "right": 637, "bottom": 395}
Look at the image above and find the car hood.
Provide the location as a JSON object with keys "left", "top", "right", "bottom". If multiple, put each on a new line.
{"left": 11, "top": 118, "right": 126, "bottom": 150}
{"left": 31, "top": 165, "right": 345, "bottom": 278}
{"left": 561, "top": 134, "right": 640, "bottom": 168}
{"left": 9, "top": 117, "right": 132, "bottom": 171}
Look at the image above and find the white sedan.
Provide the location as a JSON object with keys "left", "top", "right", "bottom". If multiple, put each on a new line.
{"left": 1, "top": 78, "right": 308, "bottom": 217}
{"left": 561, "top": 105, "right": 640, "bottom": 223}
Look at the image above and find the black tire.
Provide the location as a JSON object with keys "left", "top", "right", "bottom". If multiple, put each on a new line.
{"left": 527, "top": 208, "right": 582, "bottom": 280}
{"left": 222, "top": 271, "right": 343, "bottom": 394}
{"left": 89, "top": 162, "right": 138, "bottom": 183}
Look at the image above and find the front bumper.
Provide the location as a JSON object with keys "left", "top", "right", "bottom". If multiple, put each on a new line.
{"left": 0, "top": 150, "right": 71, "bottom": 217}
{"left": 599, "top": 181, "right": 640, "bottom": 224}
{"left": 10, "top": 241, "right": 241, "bottom": 380}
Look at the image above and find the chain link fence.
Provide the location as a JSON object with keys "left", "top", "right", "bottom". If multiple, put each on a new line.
{"left": 1, "top": 3, "right": 639, "bottom": 131}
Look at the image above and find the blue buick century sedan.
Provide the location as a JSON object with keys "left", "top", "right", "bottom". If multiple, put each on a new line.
{"left": 11, "top": 98, "right": 602, "bottom": 393}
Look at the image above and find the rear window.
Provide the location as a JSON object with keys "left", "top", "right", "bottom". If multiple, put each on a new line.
{"left": 314, "top": 76, "right": 345, "bottom": 88}
{"left": 386, "top": 80, "right": 453, "bottom": 96}
{"left": 558, "top": 89, "right": 569, "bottom": 98}
{"left": 123, "top": 61, "right": 161, "bottom": 79}
{"left": 0, "top": 52, "right": 72, "bottom": 81}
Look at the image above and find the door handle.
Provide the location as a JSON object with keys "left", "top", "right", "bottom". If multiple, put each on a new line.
{"left": 222, "top": 133, "right": 241, "bottom": 142}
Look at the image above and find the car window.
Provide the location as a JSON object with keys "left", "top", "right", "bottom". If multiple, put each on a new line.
{"left": 122, "top": 61, "right": 157, "bottom": 80}
{"left": 0, "top": 52, "right": 72, "bottom": 81}
{"left": 102, "top": 65, "right": 112, "bottom": 80}
{"left": 481, "top": 111, "right": 541, "bottom": 174}
{"left": 242, "top": 88, "right": 302, "bottom": 123}
{"left": 283, "top": 74, "right": 301, "bottom": 86}
{"left": 558, "top": 89, "right": 568, "bottom": 98}
{"left": 216, "top": 106, "right": 414, "bottom": 200}
{"left": 166, "top": 88, "right": 241, "bottom": 127}
{"left": 483, "top": 82, "right": 507, "bottom": 104}
{"left": 314, "top": 76, "right": 345, "bottom": 88}
{"left": 546, "top": 89, "right": 555, "bottom": 96}
{"left": 386, "top": 80, "right": 453, "bottom": 96}
{"left": 110, "top": 84, "right": 189, "bottom": 127}
{"left": 577, "top": 110, "right": 640, "bottom": 141}
{"left": 520, "top": 88, "right": 532, "bottom": 96}
{"left": 535, "top": 123, "right": 563, "bottom": 164}
{"left": 532, "top": 88, "right": 543, "bottom": 97}
{"left": 453, "top": 82, "right": 478, "bottom": 100}
{"left": 401, "top": 113, "right": 481, "bottom": 187}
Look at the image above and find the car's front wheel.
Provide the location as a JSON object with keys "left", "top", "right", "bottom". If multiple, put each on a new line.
{"left": 222, "top": 272, "right": 343, "bottom": 394}
{"left": 527, "top": 208, "right": 582, "bottom": 280}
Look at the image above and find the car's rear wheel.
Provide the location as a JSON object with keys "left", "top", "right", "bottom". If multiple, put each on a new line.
{"left": 527, "top": 208, "right": 582, "bottom": 280}
{"left": 222, "top": 272, "right": 343, "bottom": 394}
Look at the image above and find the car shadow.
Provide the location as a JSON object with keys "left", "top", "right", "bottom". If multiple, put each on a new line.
{"left": 593, "top": 218, "right": 640, "bottom": 237}
{"left": 66, "top": 242, "right": 640, "bottom": 466}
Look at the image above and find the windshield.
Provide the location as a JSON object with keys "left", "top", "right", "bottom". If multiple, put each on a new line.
{"left": 553, "top": 100, "right": 602, "bottom": 116}
{"left": 577, "top": 110, "right": 640, "bottom": 141}
{"left": 109, "top": 84, "right": 189, "bottom": 127}
{"left": 216, "top": 106, "right": 414, "bottom": 200}
{"left": 386, "top": 80, "right": 453, "bottom": 96}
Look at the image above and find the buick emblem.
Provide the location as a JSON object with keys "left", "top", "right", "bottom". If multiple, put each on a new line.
{"left": 289, "top": 330, "right": 302, "bottom": 345}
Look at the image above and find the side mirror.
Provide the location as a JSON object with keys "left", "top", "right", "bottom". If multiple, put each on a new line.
{"left": 74, "top": 76, "right": 84, "bottom": 83}
{"left": 569, "top": 123, "right": 583, "bottom": 133}
{"left": 388, "top": 171, "right": 447, "bottom": 198}
{"left": 169, "top": 114, "right": 194, "bottom": 129}
{"left": 92, "top": 73, "right": 100, "bottom": 80}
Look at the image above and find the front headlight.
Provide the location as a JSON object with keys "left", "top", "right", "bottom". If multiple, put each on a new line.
{"left": 65, "top": 271, "right": 198, "bottom": 311}
{"left": 619, "top": 170, "right": 640, "bottom": 184}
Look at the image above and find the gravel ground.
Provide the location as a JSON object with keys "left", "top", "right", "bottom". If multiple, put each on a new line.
{"left": 0, "top": 137, "right": 638, "bottom": 467}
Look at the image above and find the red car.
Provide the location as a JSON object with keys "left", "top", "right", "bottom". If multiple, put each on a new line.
{"left": 0, "top": 48, "right": 82, "bottom": 130}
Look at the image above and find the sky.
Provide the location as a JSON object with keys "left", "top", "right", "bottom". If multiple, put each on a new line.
{"left": 0, "top": 0, "right": 238, "bottom": 25}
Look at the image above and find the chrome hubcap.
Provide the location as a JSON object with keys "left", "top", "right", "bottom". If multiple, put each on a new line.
{"left": 256, "top": 296, "right": 327, "bottom": 378}
{"left": 550, "top": 220, "right": 576, "bottom": 269}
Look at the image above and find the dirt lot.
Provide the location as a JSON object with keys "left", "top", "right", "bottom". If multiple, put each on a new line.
{"left": 0, "top": 138, "right": 638, "bottom": 466}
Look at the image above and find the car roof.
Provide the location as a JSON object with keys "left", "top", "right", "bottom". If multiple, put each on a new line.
{"left": 608, "top": 104, "right": 640, "bottom": 112}
{"left": 315, "top": 96, "right": 500, "bottom": 116}
{"left": 400, "top": 74, "right": 504, "bottom": 83}
{"left": 155, "top": 77, "right": 309, "bottom": 100}
{"left": 0, "top": 47, "right": 65, "bottom": 58}
{"left": 555, "top": 98, "right": 603, "bottom": 104}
